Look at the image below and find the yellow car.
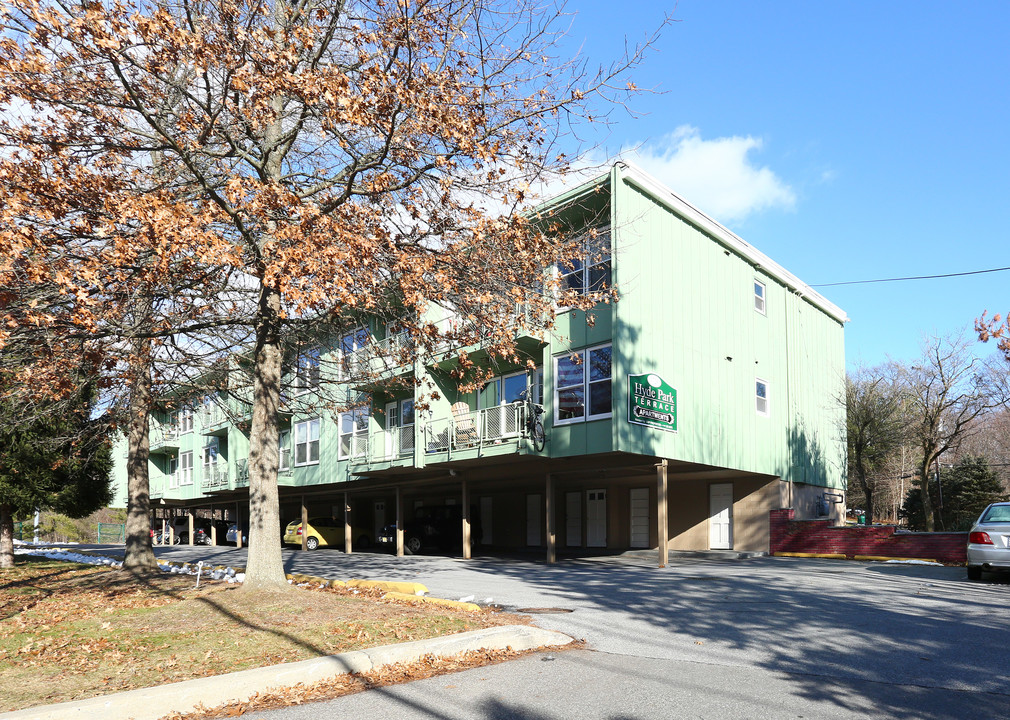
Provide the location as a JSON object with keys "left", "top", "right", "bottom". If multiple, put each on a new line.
{"left": 283, "top": 517, "right": 371, "bottom": 550}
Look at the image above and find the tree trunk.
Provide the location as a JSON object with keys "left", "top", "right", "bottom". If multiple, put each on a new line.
{"left": 919, "top": 458, "right": 935, "bottom": 532}
{"left": 122, "top": 339, "right": 159, "bottom": 574}
{"left": 242, "top": 282, "right": 288, "bottom": 590}
{"left": 0, "top": 503, "right": 14, "bottom": 569}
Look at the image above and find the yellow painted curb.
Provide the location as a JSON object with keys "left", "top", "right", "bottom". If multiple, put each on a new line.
{"left": 773, "top": 552, "right": 847, "bottom": 560}
{"left": 383, "top": 591, "right": 481, "bottom": 612}
{"left": 347, "top": 579, "right": 428, "bottom": 596}
{"left": 854, "top": 555, "right": 938, "bottom": 563}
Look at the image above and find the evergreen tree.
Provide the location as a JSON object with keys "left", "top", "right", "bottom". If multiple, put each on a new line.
{"left": 0, "top": 378, "right": 113, "bottom": 568}
{"left": 900, "top": 456, "right": 1007, "bottom": 531}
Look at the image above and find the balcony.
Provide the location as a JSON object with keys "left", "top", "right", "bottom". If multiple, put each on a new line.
{"left": 423, "top": 402, "right": 542, "bottom": 458}
{"left": 150, "top": 425, "right": 181, "bottom": 454}
{"left": 347, "top": 425, "right": 415, "bottom": 466}
{"left": 234, "top": 456, "right": 293, "bottom": 488}
{"left": 199, "top": 404, "right": 230, "bottom": 436}
{"left": 344, "top": 332, "right": 414, "bottom": 380}
{"left": 201, "top": 464, "right": 229, "bottom": 490}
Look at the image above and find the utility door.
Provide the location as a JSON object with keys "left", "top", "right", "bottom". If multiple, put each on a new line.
{"left": 629, "top": 488, "right": 650, "bottom": 548}
{"left": 526, "top": 494, "right": 541, "bottom": 546}
{"left": 565, "top": 491, "right": 582, "bottom": 547}
{"left": 586, "top": 489, "right": 607, "bottom": 548}
{"left": 709, "top": 483, "right": 734, "bottom": 550}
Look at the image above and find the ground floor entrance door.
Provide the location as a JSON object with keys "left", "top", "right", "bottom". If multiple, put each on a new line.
{"left": 587, "top": 489, "right": 606, "bottom": 548}
{"left": 630, "top": 488, "right": 649, "bottom": 548}
{"left": 709, "top": 483, "right": 733, "bottom": 549}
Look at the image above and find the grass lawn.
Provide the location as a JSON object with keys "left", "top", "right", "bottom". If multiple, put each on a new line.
{"left": 0, "top": 557, "right": 520, "bottom": 713}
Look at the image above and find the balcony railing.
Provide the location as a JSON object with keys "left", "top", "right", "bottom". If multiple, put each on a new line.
{"left": 348, "top": 424, "right": 415, "bottom": 465}
{"left": 424, "top": 402, "right": 537, "bottom": 455}
{"left": 234, "top": 456, "right": 292, "bottom": 488}
{"left": 344, "top": 332, "right": 414, "bottom": 378}
{"left": 150, "top": 425, "right": 180, "bottom": 451}
{"left": 201, "top": 464, "right": 229, "bottom": 489}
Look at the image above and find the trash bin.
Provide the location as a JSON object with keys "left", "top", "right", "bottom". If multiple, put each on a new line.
{"left": 858, "top": 514, "right": 866, "bottom": 525}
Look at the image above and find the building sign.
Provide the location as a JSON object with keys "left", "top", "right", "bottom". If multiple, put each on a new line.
{"left": 628, "top": 373, "right": 678, "bottom": 433}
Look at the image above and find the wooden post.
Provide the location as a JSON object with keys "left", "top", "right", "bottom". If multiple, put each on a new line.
{"left": 300, "top": 497, "right": 308, "bottom": 551}
{"left": 210, "top": 515, "right": 217, "bottom": 546}
{"left": 657, "top": 459, "right": 669, "bottom": 568}
{"left": 344, "top": 492, "right": 353, "bottom": 554}
{"left": 187, "top": 510, "right": 194, "bottom": 546}
{"left": 395, "top": 486, "right": 404, "bottom": 557}
{"left": 461, "top": 475, "right": 471, "bottom": 559}
{"left": 546, "top": 473, "right": 556, "bottom": 564}
{"left": 234, "top": 502, "right": 242, "bottom": 549}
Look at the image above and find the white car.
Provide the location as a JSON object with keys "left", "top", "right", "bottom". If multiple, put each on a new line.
{"left": 966, "top": 502, "right": 1010, "bottom": 580}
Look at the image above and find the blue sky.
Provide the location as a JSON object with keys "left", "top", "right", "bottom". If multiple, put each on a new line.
{"left": 561, "top": 1, "right": 1010, "bottom": 370}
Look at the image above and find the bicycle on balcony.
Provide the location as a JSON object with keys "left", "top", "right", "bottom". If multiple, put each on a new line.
{"left": 518, "top": 389, "right": 546, "bottom": 452}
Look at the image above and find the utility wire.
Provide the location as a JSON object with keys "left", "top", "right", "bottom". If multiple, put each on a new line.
{"left": 811, "top": 265, "right": 1010, "bottom": 288}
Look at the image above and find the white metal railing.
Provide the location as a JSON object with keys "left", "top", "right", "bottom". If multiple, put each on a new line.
{"left": 150, "top": 425, "right": 180, "bottom": 448}
{"left": 201, "top": 464, "right": 229, "bottom": 489}
{"left": 340, "top": 431, "right": 368, "bottom": 460}
{"left": 349, "top": 424, "right": 414, "bottom": 465}
{"left": 344, "top": 333, "right": 414, "bottom": 378}
{"left": 424, "top": 402, "right": 539, "bottom": 454}
{"left": 200, "top": 403, "right": 228, "bottom": 428}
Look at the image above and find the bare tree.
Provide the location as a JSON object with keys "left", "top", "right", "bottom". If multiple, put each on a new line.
{"left": 901, "top": 334, "right": 1008, "bottom": 531}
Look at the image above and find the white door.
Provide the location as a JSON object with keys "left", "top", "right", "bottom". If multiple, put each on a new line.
{"left": 385, "top": 402, "right": 398, "bottom": 458}
{"left": 586, "top": 489, "right": 606, "bottom": 548}
{"left": 526, "top": 494, "right": 541, "bottom": 546}
{"left": 709, "top": 483, "right": 734, "bottom": 550}
{"left": 480, "top": 496, "right": 493, "bottom": 545}
{"left": 566, "top": 492, "right": 582, "bottom": 547}
{"left": 630, "top": 488, "right": 649, "bottom": 548}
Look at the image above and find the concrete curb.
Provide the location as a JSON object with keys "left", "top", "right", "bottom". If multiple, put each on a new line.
{"left": 0, "top": 625, "right": 572, "bottom": 720}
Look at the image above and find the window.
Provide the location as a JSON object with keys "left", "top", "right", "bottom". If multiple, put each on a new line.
{"left": 279, "top": 430, "right": 291, "bottom": 471}
{"left": 558, "top": 228, "right": 611, "bottom": 299}
{"left": 179, "top": 406, "right": 194, "bottom": 434}
{"left": 168, "top": 456, "right": 179, "bottom": 489}
{"left": 756, "top": 379, "right": 769, "bottom": 416}
{"left": 554, "top": 344, "right": 612, "bottom": 424}
{"left": 294, "top": 419, "right": 320, "bottom": 466}
{"left": 339, "top": 327, "right": 369, "bottom": 378}
{"left": 294, "top": 348, "right": 320, "bottom": 395}
{"left": 339, "top": 406, "right": 369, "bottom": 459}
{"left": 179, "top": 451, "right": 193, "bottom": 485}
{"left": 754, "top": 280, "right": 766, "bottom": 315}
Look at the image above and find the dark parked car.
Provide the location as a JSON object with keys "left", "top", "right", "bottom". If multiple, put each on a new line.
{"left": 377, "top": 505, "right": 479, "bottom": 554}
{"left": 155, "top": 518, "right": 229, "bottom": 545}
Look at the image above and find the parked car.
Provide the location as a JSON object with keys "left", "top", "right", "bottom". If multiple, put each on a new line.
{"left": 377, "top": 505, "right": 478, "bottom": 555}
{"left": 283, "top": 517, "right": 371, "bottom": 550}
{"left": 967, "top": 502, "right": 1010, "bottom": 580}
{"left": 226, "top": 524, "right": 248, "bottom": 545}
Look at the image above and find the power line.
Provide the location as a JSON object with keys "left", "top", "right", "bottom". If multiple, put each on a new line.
{"left": 811, "top": 265, "right": 1010, "bottom": 288}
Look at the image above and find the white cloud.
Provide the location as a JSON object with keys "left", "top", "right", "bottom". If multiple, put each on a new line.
{"left": 616, "top": 126, "right": 796, "bottom": 223}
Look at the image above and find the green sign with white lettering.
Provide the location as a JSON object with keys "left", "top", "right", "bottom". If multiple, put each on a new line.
{"left": 628, "top": 373, "right": 678, "bottom": 433}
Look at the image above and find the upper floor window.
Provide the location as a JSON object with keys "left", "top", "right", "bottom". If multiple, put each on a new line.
{"left": 756, "top": 379, "right": 769, "bottom": 416}
{"left": 339, "top": 327, "right": 369, "bottom": 378}
{"left": 295, "top": 348, "right": 321, "bottom": 395}
{"left": 294, "top": 418, "right": 320, "bottom": 466}
{"left": 179, "top": 450, "right": 194, "bottom": 485}
{"left": 179, "top": 406, "right": 194, "bottom": 434}
{"left": 555, "top": 344, "right": 612, "bottom": 424}
{"left": 558, "top": 228, "right": 611, "bottom": 298}
{"left": 754, "top": 280, "right": 766, "bottom": 315}
{"left": 339, "top": 406, "right": 369, "bottom": 459}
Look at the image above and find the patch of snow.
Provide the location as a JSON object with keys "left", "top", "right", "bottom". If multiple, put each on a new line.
{"left": 15, "top": 546, "right": 245, "bottom": 583}
{"left": 459, "top": 594, "right": 474, "bottom": 603}
{"left": 883, "top": 559, "right": 943, "bottom": 566}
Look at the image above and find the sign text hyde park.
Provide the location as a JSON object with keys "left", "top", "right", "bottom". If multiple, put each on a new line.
{"left": 628, "top": 373, "right": 678, "bottom": 433}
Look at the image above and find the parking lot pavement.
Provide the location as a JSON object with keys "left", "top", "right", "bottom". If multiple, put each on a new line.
{"left": 88, "top": 544, "right": 1010, "bottom": 715}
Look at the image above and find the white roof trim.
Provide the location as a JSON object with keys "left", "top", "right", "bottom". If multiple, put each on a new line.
{"left": 613, "top": 160, "right": 849, "bottom": 324}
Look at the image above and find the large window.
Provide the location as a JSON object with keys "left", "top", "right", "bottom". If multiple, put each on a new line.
{"left": 179, "top": 450, "right": 194, "bottom": 485}
{"left": 554, "top": 344, "right": 612, "bottom": 424}
{"left": 558, "top": 228, "right": 611, "bottom": 298}
{"left": 339, "top": 406, "right": 369, "bottom": 459}
{"left": 279, "top": 430, "right": 291, "bottom": 471}
{"left": 179, "top": 406, "right": 194, "bottom": 434}
{"left": 294, "top": 348, "right": 320, "bottom": 395}
{"left": 294, "top": 418, "right": 320, "bottom": 466}
{"left": 339, "top": 327, "right": 369, "bottom": 378}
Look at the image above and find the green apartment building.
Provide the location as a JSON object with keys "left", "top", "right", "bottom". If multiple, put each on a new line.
{"left": 112, "top": 162, "right": 848, "bottom": 560}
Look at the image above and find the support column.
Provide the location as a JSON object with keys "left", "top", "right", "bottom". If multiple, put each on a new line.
{"left": 657, "top": 459, "right": 669, "bottom": 568}
{"left": 461, "top": 474, "right": 471, "bottom": 560}
{"left": 301, "top": 497, "right": 308, "bottom": 551}
{"left": 395, "top": 486, "right": 404, "bottom": 557}
{"left": 210, "top": 515, "right": 217, "bottom": 546}
{"left": 235, "top": 502, "right": 243, "bottom": 550}
{"left": 344, "top": 492, "right": 353, "bottom": 554}
{"left": 187, "top": 510, "right": 194, "bottom": 546}
{"left": 546, "top": 473, "right": 556, "bottom": 564}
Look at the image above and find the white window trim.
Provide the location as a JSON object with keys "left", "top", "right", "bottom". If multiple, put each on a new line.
{"left": 338, "top": 406, "right": 369, "bottom": 460}
{"left": 294, "top": 348, "right": 321, "bottom": 396}
{"left": 294, "top": 418, "right": 321, "bottom": 466}
{"left": 553, "top": 343, "right": 613, "bottom": 426}
{"left": 754, "top": 280, "right": 767, "bottom": 315}
{"left": 556, "top": 227, "right": 612, "bottom": 306}
{"left": 756, "top": 378, "right": 770, "bottom": 417}
{"left": 179, "top": 407, "right": 194, "bottom": 434}
{"left": 179, "top": 450, "right": 194, "bottom": 485}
